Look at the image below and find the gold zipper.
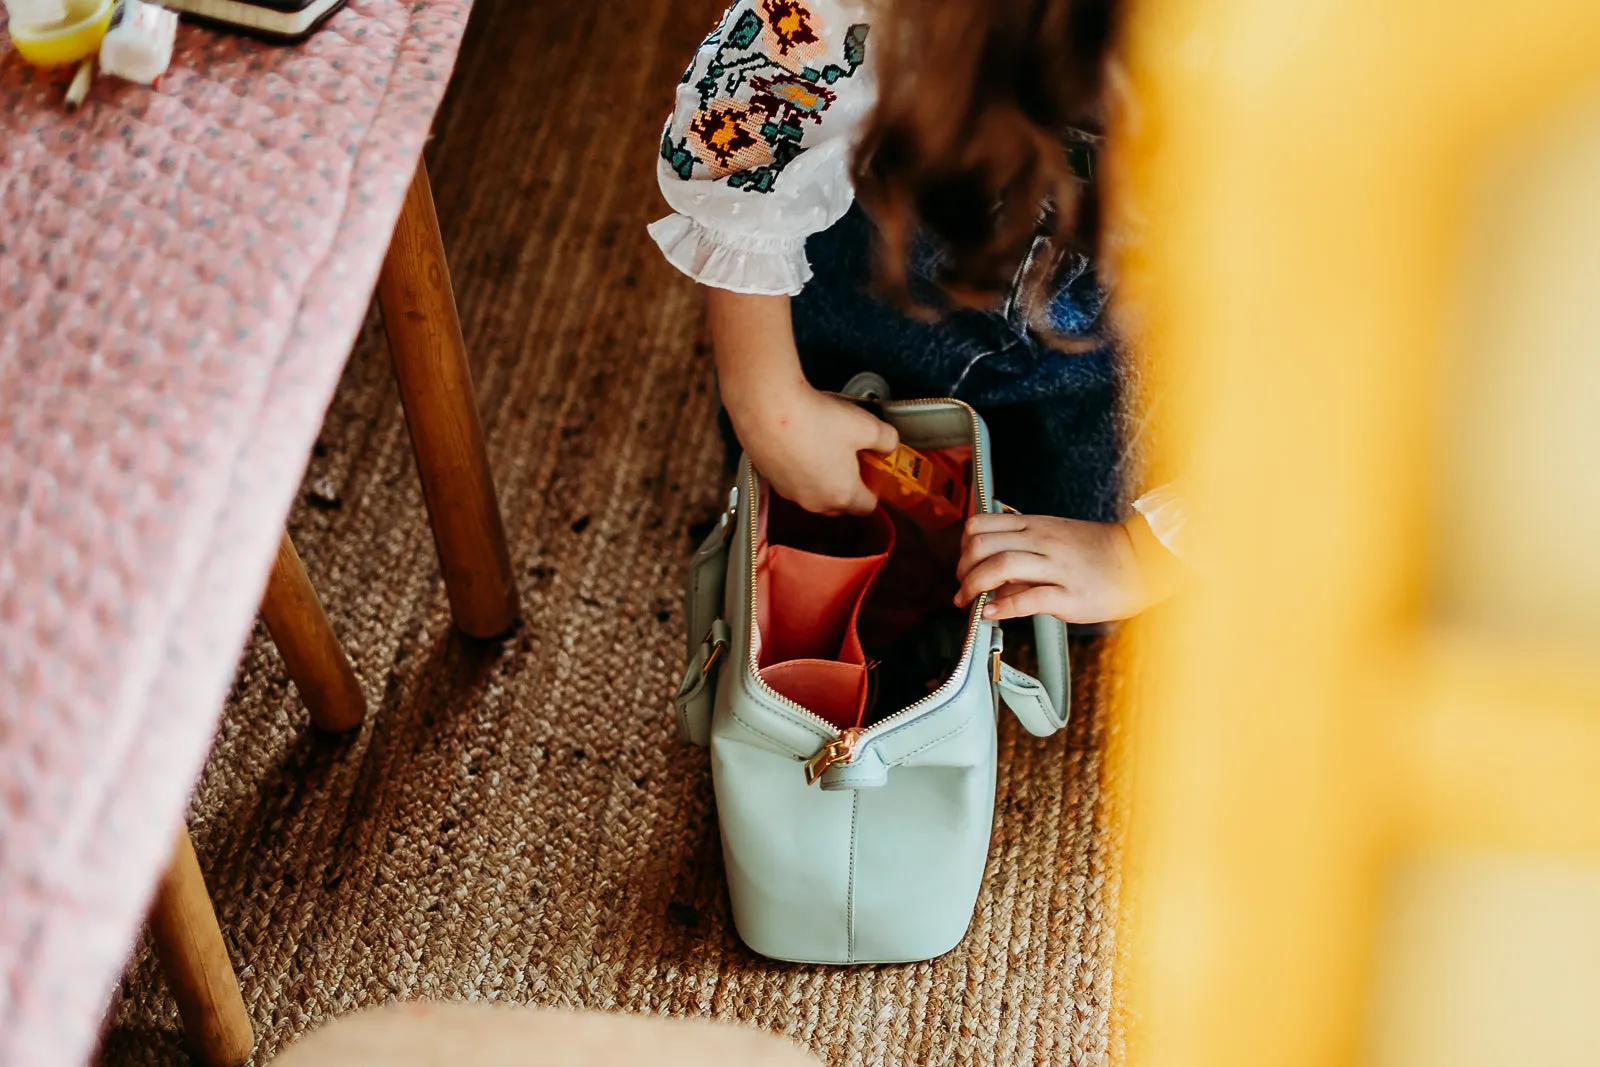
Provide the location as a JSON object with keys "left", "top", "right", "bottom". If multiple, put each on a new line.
{"left": 803, "top": 727, "right": 864, "bottom": 784}
{"left": 741, "top": 399, "right": 993, "bottom": 781}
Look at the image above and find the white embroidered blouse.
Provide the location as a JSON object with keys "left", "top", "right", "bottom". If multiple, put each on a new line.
{"left": 649, "top": 0, "right": 1189, "bottom": 561}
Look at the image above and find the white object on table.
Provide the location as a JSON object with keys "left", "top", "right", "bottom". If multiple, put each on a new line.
{"left": 98, "top": 0, "right": 177, "bottom": 85}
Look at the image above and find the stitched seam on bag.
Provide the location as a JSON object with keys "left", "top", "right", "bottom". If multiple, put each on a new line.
{"left": 893, "top": 711, "right": 979, "bottom": 763}
{"left": 847, "top": 789, "right": 860, "bottom": 964}
{"left": 831, "top": 769, "right": 877, "bottom": 786}
{"left": 870, "top": 682, "right": 982, "bottom": 765}
{"left": 729, "top": 705, "right": 818, "bottom": 757}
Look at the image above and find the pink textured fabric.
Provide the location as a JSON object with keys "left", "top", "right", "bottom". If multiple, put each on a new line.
{"left": 0, "top": 5, "right": 472, "bottom": 1065}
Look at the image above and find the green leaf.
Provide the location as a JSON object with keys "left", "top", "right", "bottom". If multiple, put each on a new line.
{"left": 728, "top": 9, "right": 762, "bottom": 49}
{"left": 843, "top": 24, "right": 868, "bottom": 70}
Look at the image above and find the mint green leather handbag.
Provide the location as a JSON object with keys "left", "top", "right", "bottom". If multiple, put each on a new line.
{"left": 674, "top": 390, "right": 1071, "bottom": 965}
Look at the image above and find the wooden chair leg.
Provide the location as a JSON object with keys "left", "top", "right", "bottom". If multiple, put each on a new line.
{"left": 260, "top": 531, "right": 367, "bottom": 733}
{"left": 376, "top": 160, "right": 519, "bottom": 639}
{"left": 148, "top": 828, "right": 254, "bottom": 1067}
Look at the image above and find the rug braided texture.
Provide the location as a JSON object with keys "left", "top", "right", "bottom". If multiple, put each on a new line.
{"left": 97, "top": 0, "right": 1122, "bottom": 1062}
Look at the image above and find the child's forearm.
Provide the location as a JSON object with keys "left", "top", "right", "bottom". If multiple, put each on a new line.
{"left": 702, "top": 287, "right": 896, "bottom": 514}
{"left": 706, "top": 289, "right": 808, "bottom": 418}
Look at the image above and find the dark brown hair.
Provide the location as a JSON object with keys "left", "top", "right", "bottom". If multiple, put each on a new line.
{"left": 852, "top": 0, "right": 1120, "bottom": 341}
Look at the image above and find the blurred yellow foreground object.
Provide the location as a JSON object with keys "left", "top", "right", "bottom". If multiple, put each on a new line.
{"left": 1103, "top": 0, "right": 1600, "bottom": 1066}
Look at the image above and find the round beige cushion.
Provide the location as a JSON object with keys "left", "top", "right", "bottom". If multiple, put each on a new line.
{"left": 271, "top": 1003, "right": 821, "bottom": 1067}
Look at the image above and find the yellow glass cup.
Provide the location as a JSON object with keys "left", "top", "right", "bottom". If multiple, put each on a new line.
{"left": 9, "top": 0, "right": 114, "bottom": 67}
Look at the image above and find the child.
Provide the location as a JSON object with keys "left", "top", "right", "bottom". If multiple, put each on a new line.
{"left": 650, "top": 0, "right": 1186, "bottom": 625}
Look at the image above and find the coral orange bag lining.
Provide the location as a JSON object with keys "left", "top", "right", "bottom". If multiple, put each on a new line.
{"left": 754, "top": 447, "right": 974, "bottom": 731}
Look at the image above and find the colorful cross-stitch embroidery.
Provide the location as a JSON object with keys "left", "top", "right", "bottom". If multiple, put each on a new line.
{"left": 661, "top": 2, "right": 868, "bottom": 193}
{"left": 688, "top": 103, "right": 775, "bottom": 176}
{"left": 748, "top": 73, "right": 836, "bottom": 126}
{"left": 761, "top": 0, "right": 824, "bottom": 67}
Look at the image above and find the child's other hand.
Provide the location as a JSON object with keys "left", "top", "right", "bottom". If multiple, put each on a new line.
{"left": 731, "top": 382, "right": 898, "bottom": 516}
{"left": 954, "top": 512, "right": 1159, "bottom": 624}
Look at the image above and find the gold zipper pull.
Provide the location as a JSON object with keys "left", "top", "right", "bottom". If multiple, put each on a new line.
{"left": 804, "top": 727, "right": 864, "bottom": 786}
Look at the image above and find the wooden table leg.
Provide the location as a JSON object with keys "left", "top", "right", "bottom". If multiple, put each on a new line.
{"left": 148, "top": 828, "right": 254, "bottom": 1067}
{"left": 376, "top": 161, "right": 519, "bottom": 639}
{"left": 260, "top": 531, "right": 367, "bottom": 732}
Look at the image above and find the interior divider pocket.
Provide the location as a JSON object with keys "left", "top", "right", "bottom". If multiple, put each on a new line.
{"left": 760, "top": 543, "right": 890, "bottom": 664}
{"left": 754, "top": 442, "right": 977, "bottom": 728}
{"left": 760, "top": 659, "right": 871, "bottom": 730}
{"left": 756, "top": 503, "right": 895, "bottom": 729}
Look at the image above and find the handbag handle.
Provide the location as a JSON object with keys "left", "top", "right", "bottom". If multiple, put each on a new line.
{"left": 994, "top": 617, "right": 1071, "bottom": 737}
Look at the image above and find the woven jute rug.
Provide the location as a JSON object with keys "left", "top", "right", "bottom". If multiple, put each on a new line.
{"left": 97, "top": 0, "right": 1122, "bottom": 1062}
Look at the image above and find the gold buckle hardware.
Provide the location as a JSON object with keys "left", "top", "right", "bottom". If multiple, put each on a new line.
{"left": 700, "top": 630, "right": 727, "bottom": 676}
{"left": 803, "top": 727, "right": 864, "bottom": 786}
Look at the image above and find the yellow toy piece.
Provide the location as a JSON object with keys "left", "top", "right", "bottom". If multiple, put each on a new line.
{"left": 860, "top": 444, "right": 966, "bottom": 530}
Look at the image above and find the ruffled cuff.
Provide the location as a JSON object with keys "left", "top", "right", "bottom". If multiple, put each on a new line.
{"left": 1131, "top": 481, "right": 1189, "bottom": 562}
{"left": 647, "top": 214, "right": 813, "bottom": 296}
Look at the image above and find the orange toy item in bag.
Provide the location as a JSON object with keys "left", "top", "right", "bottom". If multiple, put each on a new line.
{"left": 860, "top": 444, "right": 968, "bottom": 530}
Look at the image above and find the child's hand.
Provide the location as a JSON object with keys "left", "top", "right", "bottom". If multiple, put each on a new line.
{"left": 954, "top": 512, "right": 1169, "bottom": 624}
{"left": 730, "top": 381, "right": 899, "bottom": 516}
{"left": 706, "top": 289, "right": 898, "bottom": 516}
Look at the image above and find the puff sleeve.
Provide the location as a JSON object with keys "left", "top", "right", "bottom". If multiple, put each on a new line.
{"left": 1131, "top": 482, "right": 1190, "bottom": 562}
{"left": 648, "top": 0, "right": 875, "bottom": 295}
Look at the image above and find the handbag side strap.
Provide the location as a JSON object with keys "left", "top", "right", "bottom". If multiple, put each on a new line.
{"left": 984, "top": 495, "right": 1071, "bottom": 737}
{"left": 685, "top": 486, "right": 738, "bottom": 661}
{"left": 995, "top": 615, "right": 1072, "bottom": 738}
{"left": 997, "top": 665, "right": 1062, "bottom": 738}
{"left": 675, "top": 618, "right": 730, "bottom": 747}
{"left": 675, "top": 485, "right": 739, "bottom": 747}
{"left": 1032, "top": 613, "right": 1072, "bottom": 727}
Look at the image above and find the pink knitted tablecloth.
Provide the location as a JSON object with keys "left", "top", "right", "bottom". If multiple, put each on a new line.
{"left": 0, "top": 5, "right": 473, "bottom": 1064}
